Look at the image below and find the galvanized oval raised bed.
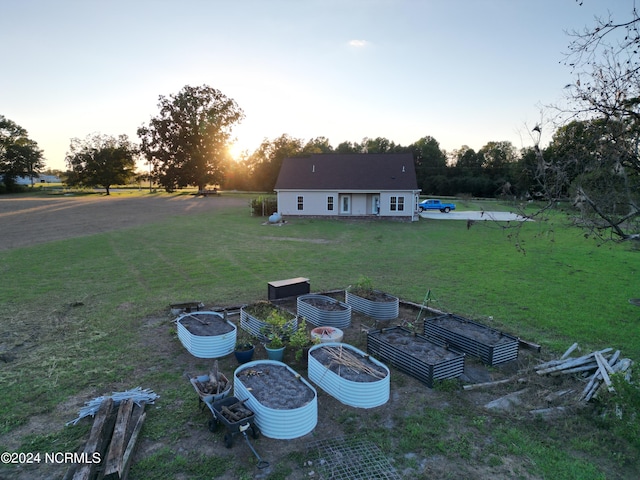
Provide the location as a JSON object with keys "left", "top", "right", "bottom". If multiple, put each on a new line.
{"left": 345, "top": 290, "right": 399, "bottom": 321}
{"left": 175, "top": 311, "right": 236, "bottom": 358}
{"left": 234, "top": 360, "right": 317, "bottom": 439}
{"left": 297, "top": 294, "right": 351, "bottom": 328}
{"left": 308, "top": 343, "right": 390, "bottom": 408}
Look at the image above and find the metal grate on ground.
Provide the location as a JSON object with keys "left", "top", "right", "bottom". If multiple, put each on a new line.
{"left": 306, "top": 436, "right": 401, "bottom": 480}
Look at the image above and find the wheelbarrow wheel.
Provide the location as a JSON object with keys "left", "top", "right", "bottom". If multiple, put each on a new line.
{"left": 224, "top": 432, "right": 233, "bottom": 448}
{"left": 208, "top": 419, "right": 218, "bottom": 432}
{"left": 250, "top": 425, "right": 260, "bottom": 439}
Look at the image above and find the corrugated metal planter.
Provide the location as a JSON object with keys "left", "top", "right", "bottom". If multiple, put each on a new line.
{"left": 308, "top": 343, "right": 389, "bottom": 408}
{"left": 234, "top": 360, "right": 317, "bottom": 439}
{"left": 367, "top": 326, "right": 465, "bottom": 388}
{"left": 424, "top": 314, "right": 519, "bottom": 366}
{"left": 175, "top": 311, "right": 236, "bottom": 359}
{"left": 345, "top": 290, "right": 399, "bottom": 321}
{"left": 240, "top": 304, "right": 298, "bottom": 342}
{"left": 297, "top": 294, "right": 351, "bottom": 328}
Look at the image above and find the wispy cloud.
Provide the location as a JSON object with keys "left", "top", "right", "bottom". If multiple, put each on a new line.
{"left": 348, "top": 39, "right": 369, "bottom": 48}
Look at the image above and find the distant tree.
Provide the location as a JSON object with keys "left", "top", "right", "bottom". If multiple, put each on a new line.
{"left": 543, "top": 119, "right": 640, "bottom": 239}
{"left": 65, "top": 133, "right": 137, "bottom": 195}
{"left": 302, "top": 136, "right": 334, "bottom": 155}
{"left": 0, "top": 115, "right": 44, "bottom": 190}
{"left": 452, "top": 146, "right": 483, "bottom": 177}
{"left": 362, "top": 136, "right": 399, "bottom": 153}
{"left": 411, "top": 136, "right": 447, "bottom": 195}
{"left": 137, "top": 85, "right": 244, "bottom": 192}
{"left": 248, "top": 134, "right": 303, "bottom": 191}
{"left": 478, "top": 141, "right": 517, "bottom": 182}
{"left": 335, "top": 140, "right": 361, "bottom": 154}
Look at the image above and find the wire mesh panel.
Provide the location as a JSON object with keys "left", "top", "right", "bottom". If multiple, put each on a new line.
{"left": 306, "top": 436, "right": 401, "bottom": 480}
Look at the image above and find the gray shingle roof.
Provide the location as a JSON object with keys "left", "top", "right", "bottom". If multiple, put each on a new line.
{"left": 274, "top": 153, "right": 418, "bottom": 190}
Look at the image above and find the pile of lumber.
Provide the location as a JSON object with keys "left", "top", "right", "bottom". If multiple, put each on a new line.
{"left": 218, "top": 399, "right": 254, "bottom": 423}
{"left": 64, "top": 398, "right": 147, "bottom": 480}
{"left": 535, "top": 343, "right": 633, "bottom": 402}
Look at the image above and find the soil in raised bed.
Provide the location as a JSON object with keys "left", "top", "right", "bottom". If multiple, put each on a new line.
{"left": 301, "top": 297, "right": 347, "bottom": 311}
{"left": 426, "top": 315, "right": 513, "bottom": 346}
{"left": 369, "top": 329, "right": 461, "bottom": 363}
{"left": 310, "top": 345, "right": 387, "bottom": 382}
{"left": 178, "top": 313, "right": 234, "bottom": 336}
{"left": 236, "top": 364, "right": 315, "bottom": 409}
{"left": 349, "top": 290, "right": 396, "bottom": 302}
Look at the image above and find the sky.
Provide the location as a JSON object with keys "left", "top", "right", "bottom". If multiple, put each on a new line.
{"left": 0, "top": 0, "right": 632, "bottom": 171}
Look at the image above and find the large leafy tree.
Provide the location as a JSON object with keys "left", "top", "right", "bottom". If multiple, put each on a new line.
{"left": 247, "top": 134, "right": 303, "bottom": 191}
{"left": 411, "top": 136, "right": 447, "bottom": 195}
{"left": 137, "top": 85, "right": 244, "bottom": 192}
{"left": 65, "top": 133, "right": 136, "bottom": 195}
{"left": 0, "top": 115, "right": 44, "bottom": 190}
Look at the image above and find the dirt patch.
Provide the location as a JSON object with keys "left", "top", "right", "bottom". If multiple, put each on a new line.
{"left": 0, "top": 193, "right": 247, "bottom": 250}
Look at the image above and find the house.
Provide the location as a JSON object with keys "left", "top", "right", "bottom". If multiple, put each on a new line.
{"left": 15, "top": 174, "right": 62, "bottom": 185}
{"left": 273, "top": 153, "right": 421, "bottom": 221}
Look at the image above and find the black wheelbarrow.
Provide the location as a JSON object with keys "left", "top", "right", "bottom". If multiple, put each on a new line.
{"left": 205, "top": 395, "right": 269, "bottom": 469}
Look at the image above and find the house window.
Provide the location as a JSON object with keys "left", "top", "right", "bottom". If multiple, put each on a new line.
{"left": 297, "top": 196, "right": 304, "bottom": 211}
{"left": 327, "top": 196, "right": 334, "bottom": 211}
{"left": 390, "top": 196, "right": 405, "bottom": 212}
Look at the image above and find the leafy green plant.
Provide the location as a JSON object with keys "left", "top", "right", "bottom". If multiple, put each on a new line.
{"left": 260, "top": 309, "right": 293, "bottom": 348}
{"left": 288, "top": 318, "right": 318, "bottom": 361}
{"left": 235, "top": 328, "right": 255, "bottom": 351}
{"left": 349, "top": 275, "right": 374, "bottom": 297}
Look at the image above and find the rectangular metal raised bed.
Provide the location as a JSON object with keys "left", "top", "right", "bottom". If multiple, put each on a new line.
{"left": 424, "top": 314, "right": 519, "bottom": 366}
{"left": 366, "top": 326, "right": 465, "bottom": 388}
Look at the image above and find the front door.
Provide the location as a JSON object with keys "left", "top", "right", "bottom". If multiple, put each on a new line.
{"left": 372, "top": 195, "right": 380, "bottom": 214}
{"left": 339, "top": 194, "right": 351, "bottom": 214}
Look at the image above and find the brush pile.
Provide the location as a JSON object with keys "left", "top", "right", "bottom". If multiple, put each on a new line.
{"left": 534, "top": 343, "right": 633, "bottom": 401}
{"left": 190, "top": 360, "right": 231, "bottom": 398}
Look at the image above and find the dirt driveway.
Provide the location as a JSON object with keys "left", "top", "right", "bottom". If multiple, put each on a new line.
{"left": 0, "top": 194, "right": 247, "bottom": 251}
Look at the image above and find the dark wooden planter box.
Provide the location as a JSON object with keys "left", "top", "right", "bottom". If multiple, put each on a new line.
{"left": 424, "top": 313, "right": 519, "bottom": 366}
{"left": 268, "top": 277, "right": 310, "bottom": 300}
{"left": 366, "top": 326, "right": 465, "bottom": 388}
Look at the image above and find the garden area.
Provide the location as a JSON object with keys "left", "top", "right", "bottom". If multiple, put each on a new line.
{"left": 0, "top": 191, "right": 638, "bottom": 479}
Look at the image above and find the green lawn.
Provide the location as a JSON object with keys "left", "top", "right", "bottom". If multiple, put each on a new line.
{"left": 0, "top": 195, "right": 638, "bottom": 479}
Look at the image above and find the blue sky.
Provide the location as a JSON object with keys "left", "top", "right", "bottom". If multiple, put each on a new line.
{"left": 0, "top": 0, "right": 629, "bottom": 170}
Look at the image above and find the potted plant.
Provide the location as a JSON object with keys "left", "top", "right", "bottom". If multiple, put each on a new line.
{"left": 261, "top": 309, "right": 292, "bottom": 361}
{"left": 234, "top": 329, "right": 256, "bottom": 364}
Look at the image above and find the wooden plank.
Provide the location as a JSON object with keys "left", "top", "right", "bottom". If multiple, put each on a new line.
{"left": 101, "top": 399, "right": 134, "bottom": 479}
{"left": 73, "top": 398, "right": 116, "bottom": 480}
{"left": 119, "top": 411, "right": 146, "bottom": 480}
{"left": 560, "top": 342, "right": 579, "bottom": 359}
{"left": 594, "top": 351, "right": 614, "bottom": 391}
{"left": 463, "top": 376, "right": 523, "bottom": 390}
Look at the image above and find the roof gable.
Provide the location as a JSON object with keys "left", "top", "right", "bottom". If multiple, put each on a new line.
{"left": 274, "top": 153, "right": 418, "bottom": 190}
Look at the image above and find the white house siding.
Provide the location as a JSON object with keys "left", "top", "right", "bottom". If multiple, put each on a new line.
{"left": 277, "top": 190, "right": 419, "bottom": 220}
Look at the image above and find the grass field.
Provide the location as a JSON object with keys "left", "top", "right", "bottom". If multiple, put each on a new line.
{"left": 0, "top": 192, "right": 638, "bottom": 479}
